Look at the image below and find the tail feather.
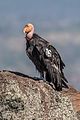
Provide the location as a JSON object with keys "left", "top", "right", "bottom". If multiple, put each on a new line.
{"left": 46, "top": 70, "right": 68, "bottom": 90}
{"left": 61, "top": 74, "right": 68, "bottom": 83}
{"left": 62, "top": 79, "right": 69, "bottom": 88}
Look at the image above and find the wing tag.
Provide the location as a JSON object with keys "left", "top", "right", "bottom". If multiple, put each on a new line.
{"left": 45, "top": 48, "right": 52, "bottom": 57}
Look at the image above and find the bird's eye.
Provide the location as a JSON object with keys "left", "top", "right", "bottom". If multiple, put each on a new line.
{"left": 26, "top": 25, "right": 29, "bottom": 27}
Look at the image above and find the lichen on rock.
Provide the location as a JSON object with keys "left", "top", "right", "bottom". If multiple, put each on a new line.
{"left": 0, "top": 70, "right": 79, "bottom": 120}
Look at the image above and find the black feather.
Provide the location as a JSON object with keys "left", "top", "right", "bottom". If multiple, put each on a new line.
{"left": 25, "top": 33, "right": 68, "bottom": 91}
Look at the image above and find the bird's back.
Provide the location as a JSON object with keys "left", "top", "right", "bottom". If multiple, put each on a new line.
{"left": 25, "top": 33, "right": 68, "bottom": 90}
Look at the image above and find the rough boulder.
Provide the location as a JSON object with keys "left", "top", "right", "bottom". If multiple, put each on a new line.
{"left": 0, "top": 70, "right": 80, "bottom": 120}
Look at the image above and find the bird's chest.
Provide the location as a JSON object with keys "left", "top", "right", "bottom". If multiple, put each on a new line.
{"left": 26, "top": 43, "right": 40, "bottom": 62}
{"left": 27, "top": 45, "right": 34, "bottom": 56}
{"left": 26, "top": 44, "right": 45, "bottom": 71}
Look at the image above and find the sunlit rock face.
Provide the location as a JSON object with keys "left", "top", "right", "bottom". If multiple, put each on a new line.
{"left": 0, "top": 70, "right": 79, "bottom": 120}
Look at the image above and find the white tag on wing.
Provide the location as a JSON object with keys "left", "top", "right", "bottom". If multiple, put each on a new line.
{"left": 45, "top": 48, "right": 52, "bottom": 57}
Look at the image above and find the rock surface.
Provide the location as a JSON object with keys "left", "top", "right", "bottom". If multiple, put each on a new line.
{"left": 0, "top": 70, "right": 80, "bottom": 120}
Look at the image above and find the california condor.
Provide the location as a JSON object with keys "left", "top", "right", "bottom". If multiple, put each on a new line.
{"left": 23, "top": 23, "right": 68, "bottom": 91}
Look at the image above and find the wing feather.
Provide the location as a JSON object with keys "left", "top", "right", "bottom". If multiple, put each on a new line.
{"left": 38, "top": 44, "right": 68, "bottom": 89}
{"left": 26, "top": 33, "right": 68, "bottom": 90}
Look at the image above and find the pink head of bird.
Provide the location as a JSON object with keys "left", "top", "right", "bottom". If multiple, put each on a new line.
{"left": 23, "top": 23, "right": 34, "bottom": 40}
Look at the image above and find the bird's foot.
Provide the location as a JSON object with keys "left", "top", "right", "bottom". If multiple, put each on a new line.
{"left": 55, "top": 85, "right": 62, "bottom": 91}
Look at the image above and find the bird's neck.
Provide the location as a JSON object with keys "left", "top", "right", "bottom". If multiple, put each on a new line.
{"left": 27, "top": 28, "right": 34, "bottom": 39}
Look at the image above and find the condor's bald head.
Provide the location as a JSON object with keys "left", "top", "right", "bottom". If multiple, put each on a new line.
{"left": 23, "top": 23, "right": 34, "bottom": 39}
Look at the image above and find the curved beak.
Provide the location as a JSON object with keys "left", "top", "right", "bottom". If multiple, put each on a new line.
{"left": 22, "top": 28, "right": 27, "bottom": 39}
{"left": 22, "top": 27, "right": 26, "bottom": 33}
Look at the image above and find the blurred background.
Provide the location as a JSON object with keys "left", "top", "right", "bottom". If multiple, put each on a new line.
{"left": 0, "top": 0, "right": 80, "bottom": 90}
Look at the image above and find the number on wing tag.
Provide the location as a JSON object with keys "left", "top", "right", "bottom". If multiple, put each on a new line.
{"left": 45, "top": 48, "right": 52, "bottom": 57}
